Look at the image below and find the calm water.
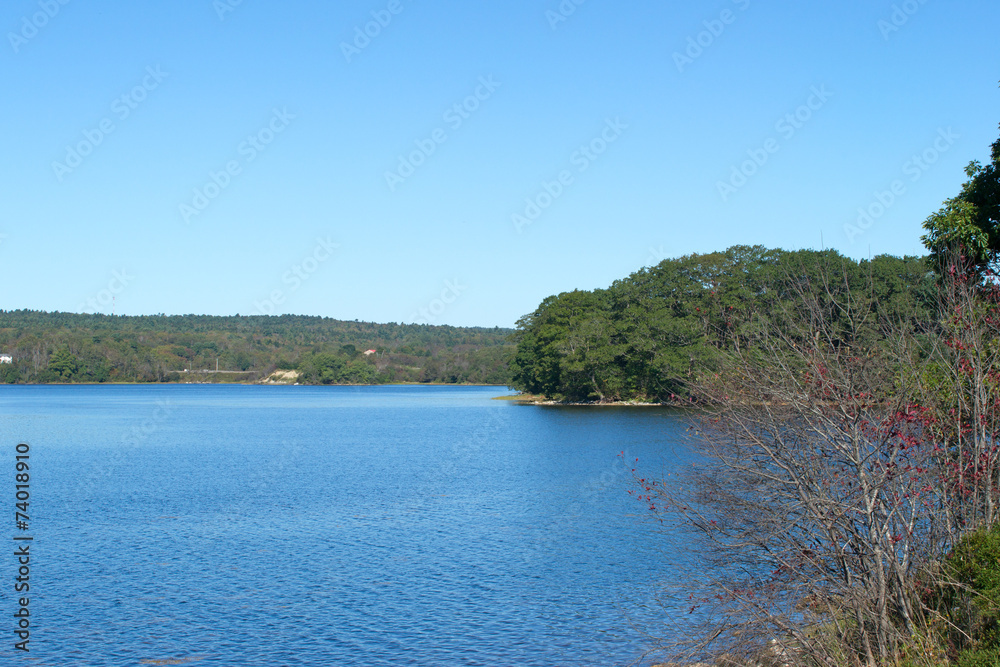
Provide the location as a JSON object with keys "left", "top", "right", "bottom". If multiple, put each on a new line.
{"left": 0, "top": 385, "right": 695, "bottom": 666}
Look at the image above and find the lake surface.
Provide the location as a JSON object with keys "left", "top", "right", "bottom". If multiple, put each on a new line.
{"left": 0, "top": 385, "right": 696, "bottom": 666}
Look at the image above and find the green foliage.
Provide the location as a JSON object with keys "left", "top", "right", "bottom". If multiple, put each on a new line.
{"left": 915, "top": 524, "right": 1000, "bottom": 665}
{"left": 297, "top": 351, "right": 380, "bottom": 385}
{"left": 509, "top": 289, "right": 621, "bottom": 401}
{"left": 947, "top": 523, "right": 1000, "bottom": 652}
{"left": 0, "top": 363, "right": 21, "bottom": 384}
{"left": 0, "top": 311, "right": 513, "bottom": 386}
{"left": 923, "top": 122, "right": 1000, "bottom": 270}
{"left": 509, "top": 246, "right": 934, "bottom": 401}
{"left": 47, "top": 346, "right": 78, "bottom": 381}
{"left": 955, "top": 648, "right": 1000, "bottom": 667}
{"left": 34, "top": 369, "right": 62, "bottom": 383}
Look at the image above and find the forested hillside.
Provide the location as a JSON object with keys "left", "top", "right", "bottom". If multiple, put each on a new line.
{"left": 508, "top": 246, "right": 936, "bottom": 402}
{"left": 0, "top": 311, "right": 513, "bottom": 385}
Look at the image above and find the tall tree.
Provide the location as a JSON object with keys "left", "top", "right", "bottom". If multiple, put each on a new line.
{"left": 47, "top": 346, "right": 78, "bottom": 381}
{"left": 923, "top": 118, "right": 1000, "bottom": 270}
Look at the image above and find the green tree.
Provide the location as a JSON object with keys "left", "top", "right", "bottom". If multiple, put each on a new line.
{"left": 508, "top": 289, "right": 612, "bottom": 400}
{"left": 508, "top": 246, "right": 941, "bottom": 403}
{"left": 0, "top": 363, "right": 20, "bottom": 384}
{"left": 47, "top": 346, "right": 78, "bottom": 381}
{"left": 923, "top": 120, "right": 1000, "bottom": 269}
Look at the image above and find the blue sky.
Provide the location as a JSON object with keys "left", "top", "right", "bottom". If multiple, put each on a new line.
{"left": 1, "top": 0, "right": 998, "bottom": 328}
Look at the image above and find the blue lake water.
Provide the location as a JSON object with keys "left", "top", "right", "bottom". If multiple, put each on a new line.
{"left": 0, "top": 385, "right": 695, "bottom": 666}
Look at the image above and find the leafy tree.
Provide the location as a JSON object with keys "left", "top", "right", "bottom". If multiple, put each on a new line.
{"left": 47, "top": 346, "right": 78, "bottom": 381}
{"left": 509, "top": 290, "right": 613, "bottom": 400}
{"left": 508, "top": 246, "right": 937, "bottom": 402}
{"left": 0, "top": 311, "right": 513, "bottom": 385}
{"left": 0, "top": 363, "right": 20, "bottom": 384}
{"left": 923, "top": 120, "right": 1000, "bottom": 270}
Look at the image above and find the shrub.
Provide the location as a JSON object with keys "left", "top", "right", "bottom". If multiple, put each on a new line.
{"left": 946, "top": 523, "right": 1000, "bottom": 654}
{"left": 955, "top": 648, "right": 1000, "bottom": 667}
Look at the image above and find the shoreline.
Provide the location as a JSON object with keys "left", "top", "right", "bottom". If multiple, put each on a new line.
{"left": 494, "top": 393, "right": 687, "bottom": 407}
{"left": 0, "top": 381, "right": 512, "bottom": 388}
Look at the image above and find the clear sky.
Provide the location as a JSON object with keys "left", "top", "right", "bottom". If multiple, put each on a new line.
{"left": 1, "top": 0, "right": 998, "bottom": 328}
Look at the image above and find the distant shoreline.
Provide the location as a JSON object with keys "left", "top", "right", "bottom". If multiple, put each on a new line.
{"left": 0, "top": 381, "right": 513, "bottom": 388}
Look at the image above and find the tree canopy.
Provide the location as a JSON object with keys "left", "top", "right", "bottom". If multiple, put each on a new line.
{"left": 508, "top": 246, "right": 935, "bottom": 402}
{"left": 922, "top": 118, "right": 1000, "bottom": 269}
{"left": 0, "top": 311, "right": 513, "bottom": 385}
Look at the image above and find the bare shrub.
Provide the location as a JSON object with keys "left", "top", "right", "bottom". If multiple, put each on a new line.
{"left": 633, "top": 253, "right": 1000, "bottom": 667}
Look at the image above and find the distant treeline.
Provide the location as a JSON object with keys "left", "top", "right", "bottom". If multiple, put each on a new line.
{"left": 508, "top": 245, "right": 936, "bottom": 402}
{"left": 0, "top": 312, "right": 513, "bottom": 385}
